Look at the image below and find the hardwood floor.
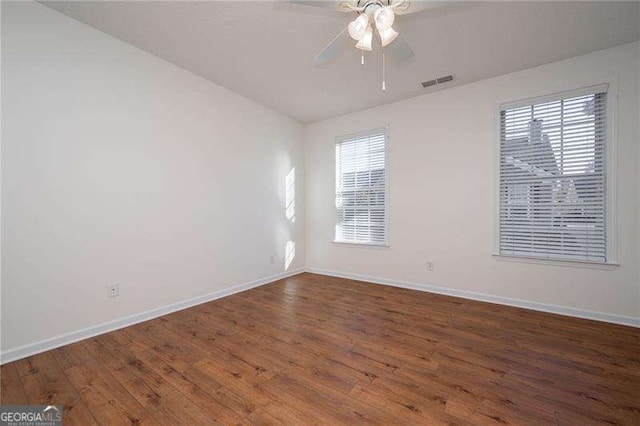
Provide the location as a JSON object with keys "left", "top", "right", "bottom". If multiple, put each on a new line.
{"left": 1, "top": 272, "right": 639, "bottom": 425}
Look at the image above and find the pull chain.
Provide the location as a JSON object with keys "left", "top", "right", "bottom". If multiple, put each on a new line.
{"left": 382, "top": 51, "right": 386, "bottom": 91}
{"left": 361, "top": 51, "right": 365, "bottom": 66}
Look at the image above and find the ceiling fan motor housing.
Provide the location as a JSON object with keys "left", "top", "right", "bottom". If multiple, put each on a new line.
{"left": 357, "top": 0, "right": 386, "bottom": 16}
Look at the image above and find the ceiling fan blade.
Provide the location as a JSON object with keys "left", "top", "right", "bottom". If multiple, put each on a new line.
{"left": 393, "top": 1, "right": 453, "bottom": 15}
{"left": 386, "top": 35, "right": 414, "bottom": 64}
{"left": 315, "top": 27, "right": 352, "bottom": 65}
{"left": 286, "top": 1, "right": 358, "bottom": 13}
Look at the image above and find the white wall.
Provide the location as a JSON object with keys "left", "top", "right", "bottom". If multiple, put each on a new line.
{"left": 637, "top": 42, "right": 640, "bottom": 290}
{"left": 1, "top": 1, "right": 304, "bottom": 355}
{"left": 305, "top": 42, "right": 640, "bottom": 322}
{"left": 2, "top": 2, "right": 639, "bottom": 363}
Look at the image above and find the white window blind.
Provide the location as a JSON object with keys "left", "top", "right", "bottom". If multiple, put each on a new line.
{"left": 499, "top": 86, "right": 608, "bottom": 262}
{"left": 335, "top": 129, "right": 387, "bottom": 245}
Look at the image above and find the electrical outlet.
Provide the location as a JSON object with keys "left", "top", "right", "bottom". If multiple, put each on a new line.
{"left": 108, "top": 284, "right": 119, "bottom": 298}
{"left": 426, "top": 261, "right": 434, "bottom": 271}
{"left": 269, "top": 254, "right": 275, "bottom": 264}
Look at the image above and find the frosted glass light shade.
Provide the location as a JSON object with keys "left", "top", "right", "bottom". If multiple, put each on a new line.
{"left": 348, "top": 14, "right": 370, "bottom": 41}
{"left": 379, "top": 26, "right": 398, "bottom": 47}
{"left": 355, "top": 26, "right": 373, "bottom": 51}
{"left": 374, "top": 7, "right": 395, "bottom": 31}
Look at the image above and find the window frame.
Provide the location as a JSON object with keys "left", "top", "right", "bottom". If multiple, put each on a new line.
{"left": 333, "top": 127, "right": 390, "bottom": 248}
{"left": 493, "top": 83, "right": 619, "bottom": 267}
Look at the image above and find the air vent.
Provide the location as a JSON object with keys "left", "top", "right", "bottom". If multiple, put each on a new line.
{"left": 421, "top": 74, "right": 454, "bottom": 88}
{"left": 436, "top": 75, "right": 453, "bottom": 84}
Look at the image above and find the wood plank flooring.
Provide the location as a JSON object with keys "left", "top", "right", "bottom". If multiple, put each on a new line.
{"left": 1, "top": 272, "right": 639, "bottom": 425}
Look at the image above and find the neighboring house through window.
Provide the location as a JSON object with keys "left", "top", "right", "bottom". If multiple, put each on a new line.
{"left": 499, "top": 85, "right": 610, "bottom": 262}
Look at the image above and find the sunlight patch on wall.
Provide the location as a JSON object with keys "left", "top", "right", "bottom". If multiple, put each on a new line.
{"left": 286, "top": 167, "right": 295, "bottom": 222}
{"left": 285, "top": 240, "right": 296, "bottom": 271}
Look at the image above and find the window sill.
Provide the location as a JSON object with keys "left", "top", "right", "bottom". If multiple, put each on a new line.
{"left": 333, "top": 240, "right": 389, "bottom": 249}
{"left": 492, "top": 253, "right": 619, "bottom": 270}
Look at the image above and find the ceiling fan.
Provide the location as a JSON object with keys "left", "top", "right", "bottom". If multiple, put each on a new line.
{"left": 290, "top": 1, "right": 451, "bottom": 65}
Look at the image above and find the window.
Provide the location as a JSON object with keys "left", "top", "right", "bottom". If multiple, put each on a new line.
{"left": 499, "top": 85, "right": 609, "bottom": 262}
{"left": 335, "top": 128, "right": 387, "bottom": 246}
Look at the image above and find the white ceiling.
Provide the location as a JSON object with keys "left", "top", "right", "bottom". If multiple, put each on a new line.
{"left": 43, "top": 1, "right": 640, "bottom": 123}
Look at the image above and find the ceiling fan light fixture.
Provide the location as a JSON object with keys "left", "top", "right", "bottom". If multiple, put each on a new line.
{"left": 373, "top": 7, "right": 395, "bottom": 31}
{"left": 379, "top": 26, "right": 398, "bottom": 47}
{"left": 347, "top": 14, "right": 370, "bottom": 41}
{"left": 355, "top": 26, "right": 373, "bottom": 51}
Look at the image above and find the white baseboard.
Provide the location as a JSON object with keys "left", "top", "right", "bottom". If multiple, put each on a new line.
{"left": 0, "top": 268, "right": 304, "bottom": 365}
{"left": 3, "top": 266, "right": 636, "bottom": 364}
{"left": 305, "top": 267, "right": 640, "bottom": 328}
